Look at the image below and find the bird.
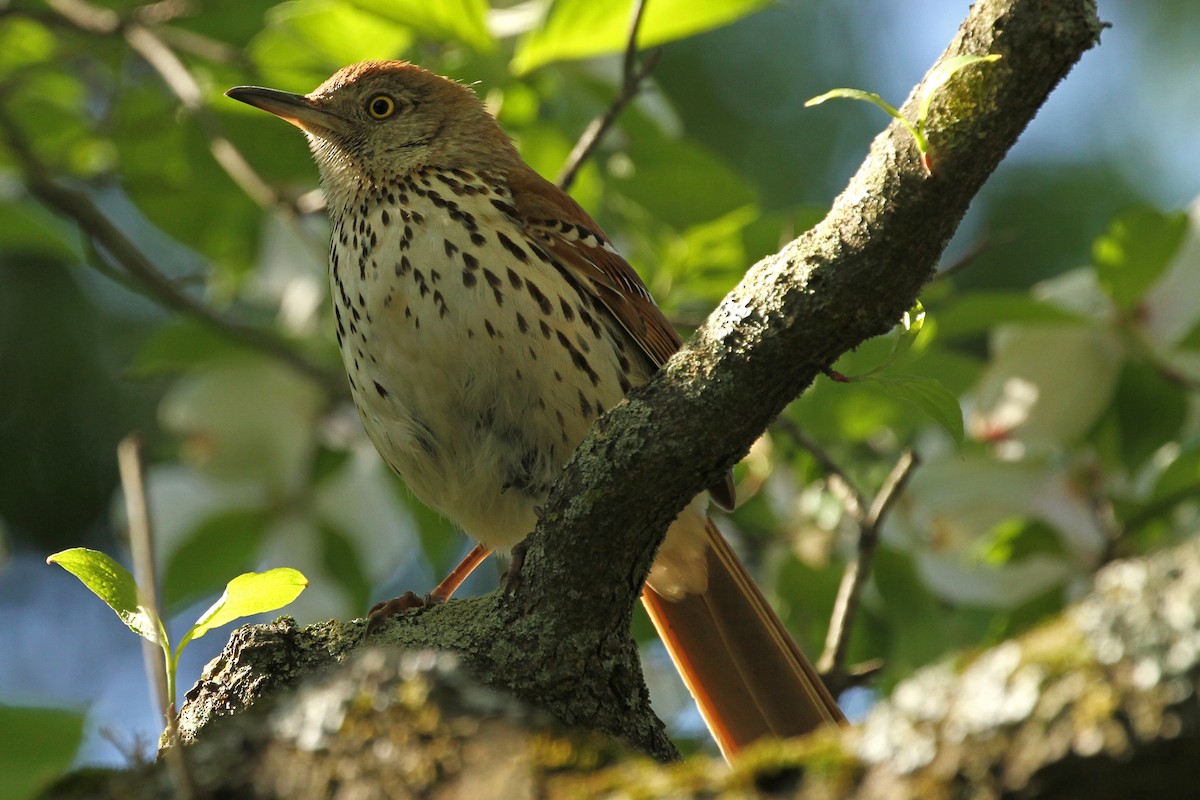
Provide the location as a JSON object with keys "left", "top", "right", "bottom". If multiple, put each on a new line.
{"left": 226, "top": 60, "right": 845, "bottom": 759}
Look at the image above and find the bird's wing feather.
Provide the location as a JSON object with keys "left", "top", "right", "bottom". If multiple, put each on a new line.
{"left": 506, "top": 164, "right": 682, "bottom": 368}
{"left": 506, "top": 164, "right": 735, "bottom": 510}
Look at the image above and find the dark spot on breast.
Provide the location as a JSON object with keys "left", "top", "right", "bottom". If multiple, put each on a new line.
{"left": 506, "top": 268, "right": 523, "bottom": 289}
{"left": 525, "top": 280, "right": 552, "bottom": 315}
{"left": 490, "top": 198, "right": 519, "bottom": 217}
{"left": 516, "top": 312, "right": 528, "bottom": 334}
{"left": 496, "top": 231, "right": 527, "bottom": 262}
{"left": 374, "top": 381, "right": 388, "bottom": 398}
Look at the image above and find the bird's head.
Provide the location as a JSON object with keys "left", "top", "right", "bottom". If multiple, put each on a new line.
{"left": 227, "top": 61, "right": 517, "bottom": 202}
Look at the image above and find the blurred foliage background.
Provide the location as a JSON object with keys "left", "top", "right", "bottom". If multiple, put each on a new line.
{"left": 1, "top": 0, "right": 1198, "bottom": 793}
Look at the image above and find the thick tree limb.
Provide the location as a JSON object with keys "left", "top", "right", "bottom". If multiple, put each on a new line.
{"left": 50, "top": 516, "right": 1200, "bottom": 799}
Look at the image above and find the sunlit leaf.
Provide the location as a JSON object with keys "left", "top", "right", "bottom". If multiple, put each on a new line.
{"left": 514, "top": 0, "right": 772, "bottom": 74}
{"left": 805, "top": 88, "right": 900, "bottom": 117}
{"left": 46, "top": 548, "right": 163, "bottom": 644}
{"left": 177, "top": 568, "right": 308, "bottom": 652}
{"left": 351, "top": 0, "right": 494, "bottom": 52}
{"left": 250, "top": 0, "right": 415, "bottom": 87}
{"left": 867, "top": 375, "right": 964, "bottom": 445}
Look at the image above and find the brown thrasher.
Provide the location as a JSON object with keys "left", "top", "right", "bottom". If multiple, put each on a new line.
{"left": 227, "top": 60, "right": 844, "bottom": 758}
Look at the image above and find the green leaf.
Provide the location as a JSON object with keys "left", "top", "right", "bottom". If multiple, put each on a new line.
{"left": 933, "top": 292, "right": 1081, "bottom": 340}
{"left": 250, "top": 0, "right": 415, "bottom": 87}
{"left": 1151, "top": 444, "right": 1200, "bottom": 504}
{"left": 1093, "top": 206, "right": 1188, "bottom": 312}
{"left": 319, "top": 521, "right": 372, "bottom": 614}
{"left": 351, "top": 0, "right": 494, "bottom": 52}
{"left": 0, "top": 705, "right": 85, "bottom": 800}
{"left": 132, "top": 319, "right": 255, "bottom": 376}
{"left": 805, "top": 88, "right": 922, "bottom": 152}
{"left": 177, "top": 568, "right": 308, "bottom": 653}
{"left": 513, "top": 0, "right": 772, "bottom": 74}
{"left": 162, "top": 508, "right": 272, "bottom": 611}
{"left": 609, "top": 112, "right": 758, "bottom": 230}
{"left": 46, "top": 548, "right": 164, "bottom": 645}
{"left": 805, "top": 88, "right": 901, "bottom": 117}
{"left": 866, "top": 375, "right": 965, "bottom": 444}
{"left": 0, "top": 201, "right": 79, "bottom": 262}
{"left": 972, "top": 517, "right": 1065, "bottom": 566}
{"left": 1111, "top": 360, "right": 1187, "bottom": 468}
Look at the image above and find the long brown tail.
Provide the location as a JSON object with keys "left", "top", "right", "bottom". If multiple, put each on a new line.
{"left": 641, "top": 518, "right": 845, "bottom": 760}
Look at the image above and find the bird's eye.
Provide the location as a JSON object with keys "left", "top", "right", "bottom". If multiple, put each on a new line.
{"left": 367, "top": 94, "right": 397, "bottom": 119}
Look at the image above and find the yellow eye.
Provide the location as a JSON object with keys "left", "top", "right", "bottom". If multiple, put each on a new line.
{"left": 367, "top": 94, "right": 397, "bottom": 119}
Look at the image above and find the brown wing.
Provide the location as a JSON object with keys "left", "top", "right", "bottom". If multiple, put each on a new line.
{"left": 507, "top": 164, "right": 736, "bottom": 510}
{"left": 506, "top": 165, "right": 682, "bottom": 367}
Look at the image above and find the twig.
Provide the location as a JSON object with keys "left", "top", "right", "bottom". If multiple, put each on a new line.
{"left": 775, "top": 418, "right": 867, "bottom": 520}
{"left": 773, "top": 419, "right": 919, "bottom": 689}
{"left": 123, "top": 23, "right": 281, "bottom": 210}
{"left": 117, "top": 435, "right": 167, "bottom": 724}
{"left": 117, "top": 435, "right": 195, "bottom": 800}
{"left": 818, "top": 449, "right": 919, "bottom": 689}
{"left": 0, "top": 106, "right": 345, "bottom": 397}
{"left": 556, "top": 0, "right": 662, "bottom": 191}
{"left": 933, "top": 228, "right": 1016, "bottom": 281}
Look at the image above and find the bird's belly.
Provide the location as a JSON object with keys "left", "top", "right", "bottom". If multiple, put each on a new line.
{"left": 329, "top": 193, "right": 640, "bottom": 549}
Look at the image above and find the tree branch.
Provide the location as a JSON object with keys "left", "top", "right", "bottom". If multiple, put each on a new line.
{"left": 818, "top": 449, "right": 919, "bottom": 688}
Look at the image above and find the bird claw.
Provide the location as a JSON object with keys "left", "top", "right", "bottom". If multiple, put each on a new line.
{"left": 364, "top": 590, "right": 442, "bottom": 637}
{"left": 501, "top": 538, "right": 529, "bottom": 599}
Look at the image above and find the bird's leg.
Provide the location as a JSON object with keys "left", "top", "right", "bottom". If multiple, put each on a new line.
{"left": 365, "top": 542, "right": 493, "bottom": 636}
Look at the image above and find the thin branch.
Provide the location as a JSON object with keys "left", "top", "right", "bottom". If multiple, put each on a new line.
{"left": 933, "top": 227, "right": 1016, "bottom": 281}
{"left": 0, "top": 107, "right": 345, "bottom": 397}
{"left": 117, "top": 434, "right": 167, "bottom": 724}
{"left": 123, "top": 23, "right": 281, "bottom": 210}
{"left": 556, "top": 0, "right": 662, "bottom": 191}
{"left": 775, "top": 419, "right": 919, "bottom": 688}
{"left": 818, "top": 450, "right": 919, "bottom": 688}
{"left": 774, "top": 417, "right": 867, "bottom": 520}
{"left": 118, "top": 434, "right": 196, "bottom": 800}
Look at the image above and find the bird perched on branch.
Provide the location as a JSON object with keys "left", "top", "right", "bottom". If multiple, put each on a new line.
{"left": 227, "top": 60, "right": 844, "bottom": 759}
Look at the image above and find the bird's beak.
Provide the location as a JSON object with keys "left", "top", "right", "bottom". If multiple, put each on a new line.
{"left": 225, "top": 86, "right": 345, "bottom": 137}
